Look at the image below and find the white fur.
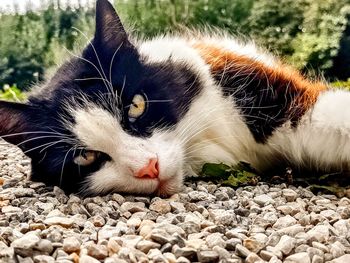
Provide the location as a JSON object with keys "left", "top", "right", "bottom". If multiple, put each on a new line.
{"left": 267, "top": 90, "right": 350, "bottom": 171}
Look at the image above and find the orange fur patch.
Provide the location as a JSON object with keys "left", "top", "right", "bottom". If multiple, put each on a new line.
{"left": 192, "top": 42, "right": 327, "bottom": 116}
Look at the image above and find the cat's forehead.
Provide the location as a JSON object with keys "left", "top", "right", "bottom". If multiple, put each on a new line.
{"left": 38, "top": 45, "right": 199, "bottom": 102}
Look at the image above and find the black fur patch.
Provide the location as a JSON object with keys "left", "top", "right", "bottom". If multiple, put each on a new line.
{"left": 211, "top": 69, "right": 301, "bottom": 143}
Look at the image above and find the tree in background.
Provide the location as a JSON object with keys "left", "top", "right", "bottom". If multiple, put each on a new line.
{"left": 0, "top": 0, "right": 350, "bottom": 90}
{"left": 246, "top": 0, "right": 306, "bottom": 56}
{"left": 290, "top": 0, "right": 349, "bottom": 76}
{"left": 0, "top": 0, "right": 95, "bottom": 89}
{"left": 327, "top": 5, "right": 350, "bottom": 79}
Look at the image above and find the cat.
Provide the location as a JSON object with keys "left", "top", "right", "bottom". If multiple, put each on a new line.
{"left": 0, "top": 0, "right": 347, "bottom": 196}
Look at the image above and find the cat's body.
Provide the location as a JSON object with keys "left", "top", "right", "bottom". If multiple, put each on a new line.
{"left": 141, "top": 36, "right": 348, "bottom": 176}
{"left": 0, "top": 0, "right": 348, "bottom": 196}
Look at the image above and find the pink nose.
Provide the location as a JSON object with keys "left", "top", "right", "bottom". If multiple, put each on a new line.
{"left": 135, "top": 158, "right": 159, "bottom": 179}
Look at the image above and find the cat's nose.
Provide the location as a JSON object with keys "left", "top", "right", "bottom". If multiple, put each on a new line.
{"left": 135, "top": 158, "right": 159, "bottom": 179}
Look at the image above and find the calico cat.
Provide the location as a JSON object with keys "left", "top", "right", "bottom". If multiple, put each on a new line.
{"left": 0, "top": 0, "right": 346, "bottom": 196}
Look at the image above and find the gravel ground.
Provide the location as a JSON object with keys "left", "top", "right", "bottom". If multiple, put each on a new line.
{"left": 1, "top": 142, "right": 350, "bottom": 263}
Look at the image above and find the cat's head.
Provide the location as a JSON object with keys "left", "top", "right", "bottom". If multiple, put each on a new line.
{"left": 0, "top": 0, "right": 202, "bottom": 196}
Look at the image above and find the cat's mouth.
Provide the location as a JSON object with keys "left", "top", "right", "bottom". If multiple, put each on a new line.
{"left": 133, "top": 170, "right": 181, "bottom": 197}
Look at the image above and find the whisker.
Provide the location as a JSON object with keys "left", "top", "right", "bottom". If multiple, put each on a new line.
{"left": 0, "top": 131, "right": 70, "bottom": 138}
{"left": 39, "top": 139, "right": 69, "bottom": 153}
{"left": 15, "top": 135, "right": 72, "bottom": 148}
{"left": 23, "top": 141, "right": 68, "bottom": 154}
{"left": 72, "top": 27, "right": 115, "bottom": 96}
{"left": 60, "top": 146, "right": 75, "bottom": 187}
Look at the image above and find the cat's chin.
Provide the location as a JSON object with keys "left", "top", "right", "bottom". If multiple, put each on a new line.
{"left": 130, "top": 171, "right": 183, "bottom": 197}
{"left": 155, "top": 174, "right": 184, "bottom": 197}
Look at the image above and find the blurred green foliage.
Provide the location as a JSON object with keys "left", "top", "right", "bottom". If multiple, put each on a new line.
{"left": 332, "top": 79, "right": 350, "bottom": 90}
{"left": 0, "top": 84, "right": 26, "bottom": 101}
{"left": 0, "top": 0, "right": 350, "bottom": 91}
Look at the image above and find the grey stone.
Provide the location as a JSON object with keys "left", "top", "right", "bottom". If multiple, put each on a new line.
{"left": 150, "top": 229, "right": 176, "bottom": 245}
{"left": 197, "top": 250, "right": 219, "bottom": 263}
{"left": 11, "top": 233, "right": 40, "bottom": 257}
{"left": 2, "top": 205, "right": 22, "bottom": 214}
{"left": 272, "top": 235, "right": 296, "bottom": 255}
{"left": 33, "top": 255, "right": 55, "bottom": 263}
{"left": 330, "top": 254, "right": 350, "bottom": 263}
{"left": 154, "top": 222, "right": 186, "bottom": 237}
{"left": 307, "top": 247, "right": 324, "bottom": 259}
{"left": 245, "top": 253, "right": 265, "bottom": 263}
{"left": 178, "top": 221, "right": 200, "bottom": 235}
{"left": 188, "top": 191, "right": 215, "bottom": 202}
{"left": 172, "top": 245, "right": 197, "bottom": 260}
{"left": 169, "top": 201, "right": 186, "bottom": 213}
{"left": 295, "top": 244, "right": 309, "bottom": 253}
{"left": 333, "top": 220, "right": 349, "bottom": 235}
{"left": 235, "top": 244, "right": 251, "bottom": 258}
{"left": 205, "top": 233, "right": 226, "bottom": 248}
{"left": 253, "top": 194, "right": 275, "bottom": 206}
{"left": 285, "top": 252, "right": 311, "bottom": 263}
{"left": 259, "top": 250, "right": 274, "bottom": 261}
{"left": 307, "top": 225, "right": 330, "bottom": 243}
{"left": 120, "top": 202, "right": 146, "bottom": 213}
{"left": 17, "top": 256, "right": 34, "bottom": 263}
{"left": 79, "top": 255, "right": 101, "bottom": 263}
{"left": 311, "top": 255, "right": 323, "bottom": 263}
{"left": 277, "top": 225, "right": 304, "bottom": 237}
{"left": 243, "top": 238, "right": 264, "bottom": 253}
{"left": 35, "top": 239, "right": 53, "bottom": 254}
{"left": 43, "top": 217, "right": 74, "bottom": 228}
{"left": 320, "top": 210, "right": 341, "bottom": 221}
{"left": 208, "top": 209, "right": 236, "bottom": 225}
{"left": 269, "top": 256, "right": 282, "bottom": 263}
{"left": 312, "top": 241, "right": 329, "bottom": 253}
{"left": 149, "top": 200, "right": 171, "bottom": 214}
{"left": 99, "top": 225, "right": 125, "bottom": 240}
{"left": 87, "top": 244, "right": 108, "bottom": 260}
{"left": 136, "top": 240, "right": 161, "bottom": 253}
{"left": 176, "top": 256, "right": 191, "bottom": 263}
{"left": 0, "top": 241, "right": 14, "bottom": 258}
{"left": 225, "top": 238, "right": 242, "bottom": 250}
{"left": 330, "top": 241, "right": 345, "bottom": 258}
{"left": 273, "top": 215, "right": 297, "bottom": 229}
{"left": 62, "top": 236, "right": 81, "bottom": 253}
{"left": 282, "top": 189, "right": 298, "bottom": 202}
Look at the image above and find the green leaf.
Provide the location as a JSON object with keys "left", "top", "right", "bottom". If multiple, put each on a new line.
{"left": 200, "top": 162, "right": 259, "bottom": 187}
{"left": 201, "top": 163, "right": 232, "bottom": 178}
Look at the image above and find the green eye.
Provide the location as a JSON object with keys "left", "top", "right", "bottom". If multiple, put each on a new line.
{"left": 74, "top": 150, "right": 99, "bottom": 166}
{"left": 128, "top": 94, "right": 146, "bottom": 120}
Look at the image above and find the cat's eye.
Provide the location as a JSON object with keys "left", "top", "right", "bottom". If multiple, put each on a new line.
{"left": 74, "top": 150, "right": 99, "bottom": 166}
{"left": 128, "top": 94, "right": 147, "bottom": 121}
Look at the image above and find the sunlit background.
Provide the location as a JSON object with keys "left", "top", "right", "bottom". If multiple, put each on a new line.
{"left": 0, "top": 0, "right": 349, "bottom": 94}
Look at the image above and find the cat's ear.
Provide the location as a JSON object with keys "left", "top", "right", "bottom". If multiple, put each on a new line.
{"left": 0, "top": 101, "right": 32, "bottom": 145}
{"left": 94, "top": 0, "right": 130, "bottom": 50}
